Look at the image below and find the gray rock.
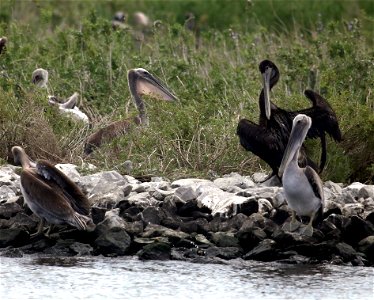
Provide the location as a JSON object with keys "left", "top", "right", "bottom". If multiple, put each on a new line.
{"left": 343, "top": 182, "right": 365, "bottom": 199}
{"left": 69, "top": 242, "right": 93, "bottom": 256}
{"left": 96, "top": 209, "right": 128, "bottom": 232}
{"left": 141, "top": 207, "right": 163, "bottom": 225}
{"left": 358, "top": 186, "right": 374, "bottom": 199}
{"left": 271, "top": 190, "right": 286, "bottom": 208}
{"left": 0, "top": 228, "right": 29, "bottom": 247}
{"left": 142, "top": 224, "right": 189, "bottom": 241}
{"left": 81, "top": 171, "right": 127, "bottom": 207}
{"left": 335, "top": 242, "right": 358, "bottom": 261}
{"left": 194, "top": 234, "right": 214, "bottom": 246}
{"left": 137, "top": 242, "right": 171, "bottom": 260}
{"left": 171, "top": 178, "right": 211, "bottom": 188}
{"left": 342, "top": 203, "right": 364, "bottom": 217}
{"left": 174, "top": 185, "right": 198, "bottom": 202}
{"left": 0, "top": 200, "right": 22, "bottom": 218}
{"left": 150, "top": 188, "right": 174, "bottom": 201}
{"left": 55, "top": 163, "right": 81, "bottom": 182}
{"left": 0, "top": 186, "right": 17, "bottom": 201}
{"left": 324, "top": 181, "right": 343, "bottom": 194}
{"left": 243, "top": 239, "right": 278, "bottom": 261}
{"left": 94, "top": 228, "right": 131, "bottom": 256}
{"left": 213, "top": 173, "right": 255, "bottom": 191}
{"left": 205, "top": 246, "right": 242, "bottom": 260}
{"left": 127, "top": 192, "right": 160, "bottom": 207}
{"left": 210, "top": 232, "right": 240, "bottom": 248}
{"left": 358, "top": 236, "right": 374, "bottom": 262}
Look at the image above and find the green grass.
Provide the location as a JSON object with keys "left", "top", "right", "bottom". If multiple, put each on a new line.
{"left": 0, "top": 0, "right": 373, "bottom": 183}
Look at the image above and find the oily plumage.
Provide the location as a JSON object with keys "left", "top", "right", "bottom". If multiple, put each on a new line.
{"left": 237, "top": 60, "right": 341, "bottom": 179}
{"left": 12, "top": 146, "right": 94, "bottom": 236}
{"left": 84, "top": 68, "right": 177, "bottom": 155}
{"left": 237, "top": 61, "right": 318, "bottom": 180}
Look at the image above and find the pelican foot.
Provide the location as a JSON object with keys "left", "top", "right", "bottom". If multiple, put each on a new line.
{"left": 282, "top": 221, "right": 301, "bottom": 232}
{"left": 300, "top": 225, "right": 314, "bottom": 237}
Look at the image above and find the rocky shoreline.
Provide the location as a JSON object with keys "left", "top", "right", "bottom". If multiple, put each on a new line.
{"left": 0, "top": 164, "right": 373, "bottom": 266}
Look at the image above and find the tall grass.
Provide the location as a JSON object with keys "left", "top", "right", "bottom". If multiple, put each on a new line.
{"left": 0, "top": 0, "right": 373, "bottom": 183}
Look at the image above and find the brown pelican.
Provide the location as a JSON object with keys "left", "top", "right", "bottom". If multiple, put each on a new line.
{"left": 11, "top": 146, "right": 95, "bottom": 237}
{"left": 112, "top": 11, "right": 129, "bottom": 30}
{"left": 48, "top": 92, "right": 89, "bottom": 124}
{"left": 31, "top": 68, "right": 51, "bottom": 95}
{"left": 278, "top": 114, "right": 324, "bottom": 237}
{"left": 0, "top": 36, "right": 7, "bottom": 54}
{"left": 84, "top": 68, "right": 177, "bottom": 155}
{"left": 258, "top": 60, "right": 341, "bottom": 171}
{"left": 237, "top": 62, "right": 318, "bottom": 182}
{"left": 237, "top": 60, "right": 341, "bottom": 181}
{"left": 133, "top": 12, "right": 150, "bottom": 28}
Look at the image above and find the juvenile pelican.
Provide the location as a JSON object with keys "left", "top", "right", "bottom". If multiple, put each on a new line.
{"left": 84, "top": 68, "right": 177, "bottom": 155}
{"left": 48, "top": 92, "right": 89, "bottom": 123}
{"left": 278, "top": 114, "right": 324, "bottom": 237}
{"left": 12, "top": 146, "right": 95, "bottom": 237}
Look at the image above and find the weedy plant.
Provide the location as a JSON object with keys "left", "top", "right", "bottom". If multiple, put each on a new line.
{"left": 0, "top": 0, "right": 373, "bottom": 183}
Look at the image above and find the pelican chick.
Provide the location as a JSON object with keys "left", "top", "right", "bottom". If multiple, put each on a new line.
{"left": 84, "top": 68, "right": 177, "bottom": 155}
{"left": 11, "top": 146, "right": 95, "bottom": 237}
{"left": 48, "top": 92, "right": 89, "bottom": 123}
{"left": 278, "top": 114, "right": 324, "bottom": 237}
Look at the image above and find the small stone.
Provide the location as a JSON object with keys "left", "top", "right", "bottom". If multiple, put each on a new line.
{"left": 141, "top": 207, "right": 163, "bottom": 225}
{"left": 0, "top": 228, "right": 29, "bottom": 247}
{"left": 243, "top": 239, "right": 278, "bottom": 261}
{"left": 210, "top": 232, "right": 240, "bottom": 248}
{"left": 94, "top": 228, "right": 131, "bottom": 256}
{"left": 205, "top": 246, "right": 242, "bottom": 260}
{"left": 0, "top": 202, "right": 23, "bottom": 219}
{"left": 174, "top": 186, "right": 198, "bottom": 202}
{"left": 342, "top": 216, "right": 374, "bottom": 245}
{"left": 342, "top": 203, "right": 364, "bottom": 217}
{"left": 69, "top": 242, "right": 93, "bottom": 256}
{"left": 335, "top": 242, "right": 357, "bottom": 262}
{"left": 137, "top": 242, "right": 171, "bottom": 260}
{"left": 358, "top": 236, "right": 374, "bottom": 262}
{"left": 358, "top": 186, "right": 374, "bottom": 199}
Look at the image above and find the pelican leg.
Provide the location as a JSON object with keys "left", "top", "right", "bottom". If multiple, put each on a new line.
{"left": 282, "top": 211, "right": 300, "bottom": 232}
{"left": 45, "top": 224, "right": 55, "bottom": 237}
{"left": 31, "top": 219, "right": 45, "bottom": 238}
{"left": 300, "top": 212, "right": 315, "bottom": 237}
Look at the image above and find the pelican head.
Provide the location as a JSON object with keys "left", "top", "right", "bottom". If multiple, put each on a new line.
{"left": 32, "top": 68, "right": 49, "bottom": 88}
{"left": 278, "top": 114, "right": 312, "bottom": 177}
{"left": 11, "top": 146, "right": 33, "bottom": 169}
{"left": 133, "top": 12, "right": 150, "bottom": 27}
{"left": 259, "top": 60, "right": 279, "bottom": 120}
{"left": 114, "top": 11, "right": 125, "bottom": 23}
{"left": 128, "top": 68, "right": 178, "bottom": 102}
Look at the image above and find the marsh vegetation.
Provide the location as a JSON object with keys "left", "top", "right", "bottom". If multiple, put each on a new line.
{"left": 0, "top": 0, "right": 373, "bottom": 183}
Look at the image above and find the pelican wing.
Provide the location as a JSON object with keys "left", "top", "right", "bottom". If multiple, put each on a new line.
{"left": 36, "top": 160, "right": 90, "bottom": 216}
{"left": 21, "top": 169, "right": 77, "bottom": 221}
{"left": 304, "top": 166, "right": 324, "bottom": 203}
{"left": 237, "top": 118, "right": 286, "bottom": 174}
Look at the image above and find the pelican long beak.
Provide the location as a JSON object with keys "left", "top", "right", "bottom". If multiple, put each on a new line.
{"left": 278, "top": 115, "right": 311, "bottom": 177}
{"left": 137, "top": 72, "right": 178, "bottom": 102}
{"left": 262, "top": 67, "right": 272, "bottom": 120}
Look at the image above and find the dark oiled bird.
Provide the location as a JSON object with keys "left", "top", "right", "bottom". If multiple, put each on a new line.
{"left": 279, "top": 114, "right": 324, "bottom": 236}
{"left": 12, "top": 146, "right": 95, "bottom": 237}
{"left": 84, "top": 68, "right": 177, "bottom": 155}
{"left": 237, "top": 60, "right": 341, "bottom": 180}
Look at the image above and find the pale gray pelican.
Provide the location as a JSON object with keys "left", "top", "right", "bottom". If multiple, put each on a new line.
{"left": 48, "top": 92, "right": 89, "bottom": 124}
{"left": 0, "top": 36, "right": 7, "bottom": 54}
{"left": 11, "top": 146, "right": 95, "bottom": 237}
{"left": 112, "top": 11, "right": 129, "bottom": 30}
{"left": 133, "top": 12, "right": 150, "bottom": 28}
{"left": 84, "top": 68, "right": 177, "bottom": 155}
{"left": 278, "top": 114, "right": 324, "bottom": 236}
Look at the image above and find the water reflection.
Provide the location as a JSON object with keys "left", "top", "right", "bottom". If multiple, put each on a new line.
{"left": 0, "top": 256, "right": 372, "bottom": 300}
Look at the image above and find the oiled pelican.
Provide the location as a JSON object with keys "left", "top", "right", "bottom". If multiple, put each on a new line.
{"left": 84, "top": 68, "right": 177, "bottom": 155}
{"left": 237, "top": 62, "right": 318, "bottom": 182}
{"left": 0, "top": 36, "right": 7, "bottom": 54}
{"left": 11, "top": 146, "right": 95, "bottom": 237}
{"left": 48, "top": 92, "right": 89, "bottom": 123}
{"left": 258, "top": 60, "right": 341, "bottom": 172}
{"left": 278, "top": 114, "right": 324, "bottom": 237}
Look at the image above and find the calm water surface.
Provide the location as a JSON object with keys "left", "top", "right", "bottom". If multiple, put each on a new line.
{"left": 0, "top": 256, "right": 372, "bottom": 300}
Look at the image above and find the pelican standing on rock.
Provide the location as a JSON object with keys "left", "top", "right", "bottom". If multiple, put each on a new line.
{"left": 84, "top": 68, "right": 177, "bottom": 155}
{"left": 48, "top": 92, "right": 89, "bottom": 124}
{"left": 278, "top": 114, "right": 324, "bottom": 237}
{"left": 11, "top": 146, "right": 95, "bottom": 237}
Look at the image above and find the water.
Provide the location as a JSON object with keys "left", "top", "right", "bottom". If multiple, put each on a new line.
{"left": 0, "top": 256, "right": 372, "bottom": 300}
